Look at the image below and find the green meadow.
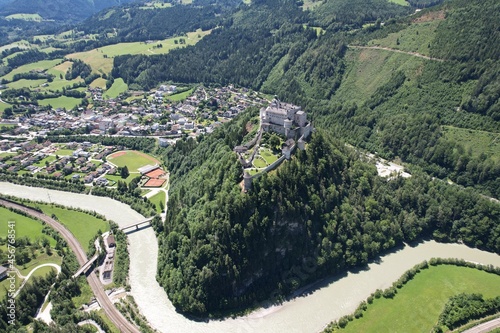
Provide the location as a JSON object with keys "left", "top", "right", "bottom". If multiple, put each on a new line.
{"left": 334, "top": 265, "right": 500, "bottom": 333}
{"left": 32, "top": 203, "right": 110, "bottom": 252}
{"left": 103, "top": 78, "right": 128, "bottom": 99}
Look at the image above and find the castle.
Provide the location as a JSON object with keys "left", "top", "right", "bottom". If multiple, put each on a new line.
{"left": 260, "top": 98, "right": 312, "bottom": 141}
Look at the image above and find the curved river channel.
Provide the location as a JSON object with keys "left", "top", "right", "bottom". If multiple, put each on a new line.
{"left": 1, "top": 182, "right": 499, "bottom": 333}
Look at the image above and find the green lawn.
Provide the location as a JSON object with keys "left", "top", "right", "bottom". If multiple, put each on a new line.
{"left": 166, "top": 88, "right": 195, "bottom": 102}
{"left": 72, "top": 276, "right": 93, "bottom": 308}
{"left": 34, "top": 155, "right": 57, "bottom": 167}
{"left": 54, "top": 149, "right": 74, "bottom": 156}
{"left": 0, "top": 100, "right": 12, "bottom": 112}
{"left": 104, "top": 78, "right": 128, "bottom": 99}
{"left": 0, "top": 207, "right": 57, "bottom": 247}
{"left": 38, "top": 96, "right": 82, "bottom": 110}
{"left": 0, "top": 272, "right": 21, "bottom": 299}
{"left": 253, "top": 157, "right": 267, "bottom": 168}
{"left": 18, "top": 251, "right": 62, "bottom": 276}
{"left": 107, "top": 150, "right": 159, "bottom": 172}
{"left": 260, "top": 148, "right": 278, "bottom": 164}
{"left": 32, "top": 203, "right": 110, "bottom": 252}
{"left": 149, "top": 191, "right": 165, "bottom": 213}
{"left": 442, "top": 126, "right": 500, "bottom": 162}
{"left": 334, "top": 265, "right": 500, "bottom": 333}
{"left": 105, "top": 173, "right": 137, "bottom": 185}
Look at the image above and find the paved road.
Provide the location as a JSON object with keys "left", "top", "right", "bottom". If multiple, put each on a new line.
{"left": 14, "top": 263, "right": 61, "bottom": 297}
{"left": 0, "top": 198, "right": 140, "bottom": 333}
{"left": 463, "top": 318, "right": 500, "bottom": 333}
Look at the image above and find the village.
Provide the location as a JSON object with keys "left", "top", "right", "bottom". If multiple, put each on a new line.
{"left": 0, "top": 84, "right": 269, "bottom": 140}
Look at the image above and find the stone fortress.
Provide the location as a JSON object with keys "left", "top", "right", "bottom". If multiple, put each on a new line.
{"left": 261, "top": 98, "right": 312, "bottom": 143}
{"left": 235, "top": 97, "right": 313, "bottom": 191}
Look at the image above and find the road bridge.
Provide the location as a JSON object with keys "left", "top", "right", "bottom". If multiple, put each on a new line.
{"left": 119, "top": 216, "right": 154, "bottom": 232}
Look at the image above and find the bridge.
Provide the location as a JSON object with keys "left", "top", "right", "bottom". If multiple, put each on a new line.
{"left": 72, "top": 254, "right": 99, "bottom": 279}
{"left": 119, "top": 217, "right": 155, "bottom": 233}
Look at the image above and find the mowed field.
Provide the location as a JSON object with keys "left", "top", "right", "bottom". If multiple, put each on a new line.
{"left": 0, "top": 59, "right": 62, "bottom": 81}
{"left": 107, "top": 150, "right": 160, "bottom": 172}
{"left": 66, "top": 29, "right": 211, "bottom": 74}
{"left": 33, "top": 203, "right": 110, "bottom": 252}
{"left": 335, "top": 265, "right": 500, "bottom": 333}
{"left": 103, "top": 78, "right": 128, "bottom": 99}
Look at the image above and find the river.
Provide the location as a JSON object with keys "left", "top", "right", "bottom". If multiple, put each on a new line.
{"left": 1, "top": 182, "right": 499, "bottom": 333}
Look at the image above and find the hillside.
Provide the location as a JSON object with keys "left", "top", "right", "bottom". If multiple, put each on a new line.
{"left": 0, "top": 0, "right": 139, "bottom": 22}
{"left": 113, "top": 0, "right": 500, "bottom": 197}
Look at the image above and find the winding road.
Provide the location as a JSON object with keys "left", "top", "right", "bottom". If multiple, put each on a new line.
{"left": 0, "top": 198, "right": 140, "bottom": 333}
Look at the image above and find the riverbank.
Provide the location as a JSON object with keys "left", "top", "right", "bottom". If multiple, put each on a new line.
{"left": 1, "top": 182, "right": 499, "bottom": 333}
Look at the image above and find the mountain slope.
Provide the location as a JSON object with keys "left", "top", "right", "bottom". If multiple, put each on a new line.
{"left": 0, "top": 0, "right": 139, "bottom": 22}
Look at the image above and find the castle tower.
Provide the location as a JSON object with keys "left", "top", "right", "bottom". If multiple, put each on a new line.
{"left": 243, "top": 172, "right": 253, "bottom": 191}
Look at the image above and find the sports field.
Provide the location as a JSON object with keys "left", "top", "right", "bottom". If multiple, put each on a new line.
{"left": 107, "top": 150, "right": 159, "bottom": 172}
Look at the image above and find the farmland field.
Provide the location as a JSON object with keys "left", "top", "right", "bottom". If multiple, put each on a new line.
{"left": 7, "top": 79, "right": 46, "bottom": 89}
{"left": 66, "top": 29, "right": 211, "bottom": 74}
{"left": 107, "top": 150, "right": 160, "bottom": 172}
{"left": 334, "top": 265, "right": 500, "bottom": 333}
{"left": 166, "top": 88, "right": 195, "bottom": 102}
{"left": 0, "top": 59, "right": 62, "bottom": 81}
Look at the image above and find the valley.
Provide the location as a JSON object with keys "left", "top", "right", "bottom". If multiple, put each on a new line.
{"left": 0, "top": 0, "right": 499, "bottom": 332}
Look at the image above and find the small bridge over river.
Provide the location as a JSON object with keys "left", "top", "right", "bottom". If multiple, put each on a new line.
{"left": 119, "top": 217, "right": 154, "bottom": 233}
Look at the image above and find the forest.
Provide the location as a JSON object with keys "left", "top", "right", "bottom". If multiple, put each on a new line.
{"left": 156, "top": 110, "right": 500, "bottom": 315}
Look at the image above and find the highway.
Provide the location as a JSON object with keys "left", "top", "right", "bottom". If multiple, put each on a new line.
{"left": 0, "top": 198, "right": 140, "bottom": 333}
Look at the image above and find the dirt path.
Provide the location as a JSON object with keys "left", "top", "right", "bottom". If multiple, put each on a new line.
{"left": 349, "top": 45, "right": 445, "bottom": 62}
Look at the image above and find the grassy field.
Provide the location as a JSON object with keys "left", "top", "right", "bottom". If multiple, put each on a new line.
{"left": 54, "top": 148, "right": 74, "bottom": 156}
{"left": 260, "top": 148, "right": 279, "bottom": 164}
{"left": 0, "top": 206, "right": 57, "bottom": 246}
{"left": 7, "top": 79, "right": 46, "bottom": 89}
{"left": 334, "top": 48, "right": 423, "bottom": 104}
{"left": 442, "top": 126, "right": 500, "bottom": 161}
{"left": 66, "top": 29, "right": 210, "bottom": 74}
{"left": 90, "top": 77, "right": 107, "bottom": 89}
{"left": 103, "top": 78, "right": 128, "bottom": 99}
{"left": 38, "top": 96, "right": 81, "bottom": 110}
{"left": 5, "top": 13, "right": 43, "bottom": 21}
{"left": 34, "top": 155, "right": 57, "bottom": 167}
{"left": 107, "top": 150, "right": 159, "bottom": 172}
{"left": 335, "top": 265, "right": 500, "bottom": 333}
{"left": 253, "top": 157, "right": 267, "bottom": 168}
{"left": 0, "top": 59, "right": 62, "bottom": 81}
{"left": 105, "top": 173, "right": 137, "bottom": 185}
{"left": 367, "top": 20, "right": 441, "bottom": 56}
{"left": 166, "top": 88, "right": 195, "bottom": 102}
{"left": 43, "top": 77, "right": 84, "bottom": 92}
{"left": 33, "top": 203, "right": 110, "bottom": 252}
{"left": 149, "top": 191, "right": 165, "bottom": 213}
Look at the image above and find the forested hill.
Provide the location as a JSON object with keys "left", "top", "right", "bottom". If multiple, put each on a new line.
{"left": 158, "top": 112, "right": 500, "bottom": 315}
{"left": 114, "top": 0, "right": 500, "bottom": 198}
